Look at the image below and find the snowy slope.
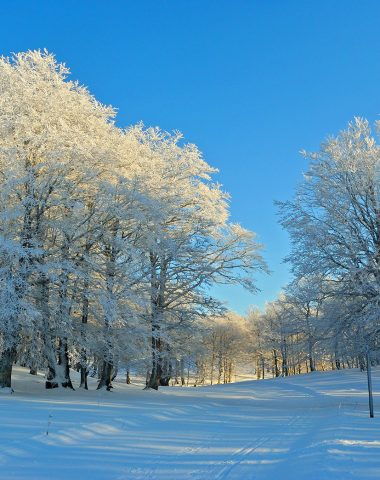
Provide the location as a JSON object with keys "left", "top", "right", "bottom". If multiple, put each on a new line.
{"left": 0, "top": 367, "right": 379, "bottom": 480}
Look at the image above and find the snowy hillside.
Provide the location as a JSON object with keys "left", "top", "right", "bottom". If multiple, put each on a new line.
{"left": 0, "top": 367, "right": 379, "bottom": 479}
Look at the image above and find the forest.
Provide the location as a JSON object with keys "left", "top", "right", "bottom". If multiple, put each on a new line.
{"left": 0, "top": 50, "right": 265, "bottom": 391}
{"left": 0, "top": 50, "right": 379, "bottom": 393}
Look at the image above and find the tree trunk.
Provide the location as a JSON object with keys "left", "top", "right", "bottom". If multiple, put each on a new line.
{"left": 146, "top": 324, "right": 163, "bottom": 390}
{"left": 366, "top": 350, "right": 374, "bottom": 418}
{"left": 217, "top": 352, "right": 223, "bottom": 384}
{"left": 146, "top": 252, "right": 168, "bottom": 390}
{"left": 79, "top": 280, "right": 89, "bottom": 390}
{"left": 358, "top": 354, "right": 366, "bottom": 371}
{"left": 146, "top": 343, "right": 163, "bottom": 390}
{"left": 159, "top": 352, "right": 172, "bottom": 386}
{"left": 281, "top": 339, "right": 288, "bottom": 376}
{"left": 146, "top": 364, "right": 162, "bottom": 389}
{"left": 335, "top": 357, "right": 341, "bottom": 370}
{"left": 80, "top": 364, "right": 88, "bottom": 389}
{"left": 256, "top": 356, "right": 261, "bottom": 379}
{"left": 174, "top": 359, "right": 180, "bottom": 385}
{"left": 0, "top": 347, "right": 17, "bottom": 389}
{"left": 210, "top": 336, "right": 216, "bottom": 385}
{"left": 36, "top": 269, "right": 58, "bottom": 390}
{"left": 309, "top": 355, "right": 315, "bottom": 372}
{"left": 45, "top": 364, "right": 58, "bottom": 389}
{"left": 58, "top": 337, "right": 74, "bottom": 389}
{"left": 97, "top": 360, "right": 113, "bottom": 390}
{"left": 308, "top": 340, "right": 315, "bottom": 372}
{"left": 273, "top": 349, "right": 279, "bottom": 377}
{"left": 46, "top": 337, "right": 74, "bottom": 389}
{"left": 180, "top": 358, "right": 185, "bottom": 386}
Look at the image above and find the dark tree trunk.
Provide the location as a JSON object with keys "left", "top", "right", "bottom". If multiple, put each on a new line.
{"left": 44, "top": 335, "right": 59, "bottom": 389}
{"left": 160, "top": 376, "right": 170, "bottom": 386}
{"left": 358, "top": 354, "right": 366, "bottom": 371}
{"left": 146, "top": 325, "right": 162, "bottom": 390}
{"left": 174, "top": 359, "right": 180, "bottom": 385}
{"left": 218, "top": 353, "right": 223, "bottom": 383}
{"left": 146, "top": 358, "right": 162, "bottom": 390}
{"left": 210, "top": 337, "right": 216, "bottom": 386}
{"left": 273, "top": 349, "right": 279, "bottom": 377}
{"left": 281, "top": 339, "right": 288, "bottom": 376}
{"left": 308, "top": 343, "right": 316, "bottom": 372}
{"left": 46, "top": 365, "right": 58, "bottom": 389}
{"left": 97, "top": 360, "right": 113, "bottom": 390}
{"left": 45, "top": 338, "right": 74, "bottom": 390}
{"left": 80, "top": 364, "right": 88, "bottom": 390}
{"left": 79, "top": 274, "right": 89, "bottom": 390}
{"left": 309, "top": 356, "right": 315, "bottom": 372}
{"left": 180, "top": 358, "right": 185, "bottom": 386}
{"left": 160, "top": 357, "right": 172, "bottom": 386}
{"left": 58, "top": 338, "right": 74, "bottom": 389}
{"left": 0, "top": 347, "right": 17, "bottom": 389}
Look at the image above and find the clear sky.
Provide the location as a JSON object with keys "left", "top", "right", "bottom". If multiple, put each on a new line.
{"left": 2, "top": 0, "right": 380, "bottom": 314}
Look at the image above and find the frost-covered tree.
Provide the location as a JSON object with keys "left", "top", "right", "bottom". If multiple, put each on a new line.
{"left": 0, "top": 50, "right": 118, "bottom": 388}
{"left": 0, "top": 50, "right": 266, "bottom": 392}
{"left": 284, "top": 276, "right": 327, "bottom": 372}
{"left": 117, "top": 127, "right": 267, "bottom": 390}
{"left": 278, "top": 118, "right": 380, "bottom": 350}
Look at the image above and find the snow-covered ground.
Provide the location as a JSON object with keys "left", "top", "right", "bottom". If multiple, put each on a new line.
{"left": 0, "top": 367, "right": 380, "bottom": 479}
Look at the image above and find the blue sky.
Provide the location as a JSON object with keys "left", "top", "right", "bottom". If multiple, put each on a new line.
{"left": 2, "top": 0, "right": 380, "bottom": 313}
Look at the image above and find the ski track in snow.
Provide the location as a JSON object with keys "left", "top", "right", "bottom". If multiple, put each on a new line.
{"left": 0, "top": 367, "right": 380, "bottom": 479}
{"left": 212, "top": 414, "right": 302, "bottom": 480}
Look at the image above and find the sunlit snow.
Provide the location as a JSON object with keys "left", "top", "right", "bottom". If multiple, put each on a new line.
{"left": 0, "top": 367, "right": 379, "bottom": 479}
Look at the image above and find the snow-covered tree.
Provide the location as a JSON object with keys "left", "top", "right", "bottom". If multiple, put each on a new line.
{"left": 0, "top": 50, "right": 118, "bottom": 388}
{"left": 122, "top": 127, "right": 266, "bottom": 389}
{"left": 0, "top": 50, "right": 266, "bottom": 392}
{"left": 277, "top": 118, "right": 380, "bottom": 371}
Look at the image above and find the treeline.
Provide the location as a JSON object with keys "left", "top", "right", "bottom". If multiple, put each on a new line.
{"left": 252, "top": 117, "right": 380, "bottom": 378}
{"left": 190, "top": 118, "right": 380, "bottom": 383}
{"left": 0, "top": 50, "right": 265, "bottom": 391}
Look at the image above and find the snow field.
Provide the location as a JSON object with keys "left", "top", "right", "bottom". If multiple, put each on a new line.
{"left": 0, "top": 367, "right": 379, "bottom": 479}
